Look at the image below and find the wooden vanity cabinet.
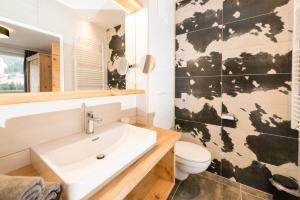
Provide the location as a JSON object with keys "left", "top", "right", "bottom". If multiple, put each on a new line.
{"left": 90, "top": 125, "right": 180, "bottom": 200}
{"left": 124, "top": 148, "right": 175, "bottom": 200}
{"left": 7, "top": 125, "right": 180, "bottom": 200}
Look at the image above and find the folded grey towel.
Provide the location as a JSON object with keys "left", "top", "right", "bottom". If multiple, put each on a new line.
{"left": 0, "top": 174, "right": 44, "bottom": 200}
{"left": 39, "top": 182, "right": 62, "bottom": 200}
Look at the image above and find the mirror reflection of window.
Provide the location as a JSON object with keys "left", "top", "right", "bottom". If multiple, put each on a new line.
{"left": 0, "top": 51, "right": 25, "bottom": 93}
{"left": 0, "top": 18, "right": 61, "bottom": 93}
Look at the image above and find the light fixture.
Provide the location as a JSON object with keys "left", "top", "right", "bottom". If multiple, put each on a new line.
{"left": 140, "top": 55, "right": 156, "bottom": 74}
{"left": 0, "top": 26, "right": 9, "bottom": 39}
{"left": 112, "top": 0, "right": 143, "bottom": 14}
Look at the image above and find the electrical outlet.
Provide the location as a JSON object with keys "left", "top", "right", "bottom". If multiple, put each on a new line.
{"left": 181, "top": 93, "right": 188, "bottom": 103}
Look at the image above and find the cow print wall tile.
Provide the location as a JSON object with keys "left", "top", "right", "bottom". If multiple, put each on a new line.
{"left": 246, "top": 133, "right": 298, "bottom": 166}
{"left": 175, "top": 119, "right": 222, "bottom": 175}
{"left": 176, "top": 28, "right": 222, "bottom": 77}
{"left": 175, "top": 76, "right": 221, "bottom": 125}
{"left": 176, "top": 51, "right": 222, "bottom": 77}
{"left": 175, "top": 0, "right": 298, "bottom": 194}
{"left": 223, "top": 0, "right": 292, "bottom": 24}
{"left": 187, "top": 26, "right": 222, "bottom": 53}
{"left": 221, "top": 151, "right": 298, "bottom": 194}
{"left": 221, "top": 158, "right": 275, "bottom": 193}
{"left": 222, "top": 74, "right": 291, "bottom": 97}
{"left": 176, "top": 0, "right": 222, "bottom": 35}
{"left": 107, "top": 80, "right": 126, "bottom": 90}
{"left": 224, "top": 13, "right": 284, "bottom": 43}
{"left": 175, "top": 76, "right": 221, "bottom": 99}
{"left": 222, "top": 4, "right": 293, "bottom": 51}
{"left": 222, "top": 74, "right": 298, "bottom": 138}
{"left": 222, "top": 43, "right": 292, "bottom": 75}
{"left": 107, "top": 24, "right": 126, "bottom": 89}
{"left": 222, "top": 100, "right": 298, "bottom": 138}
{"left": 221, "top": 127, "right": 298, "bottom": 169}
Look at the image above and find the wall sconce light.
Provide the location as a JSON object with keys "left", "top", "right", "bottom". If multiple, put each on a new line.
{"left": 112, "top": 0, "right": 143, "bottom": 14}
{"left": 0, "top": 26, "right": 9, "bottom": 39}
{"left": 140, "top": 55, "right": 156, "bottom": 74}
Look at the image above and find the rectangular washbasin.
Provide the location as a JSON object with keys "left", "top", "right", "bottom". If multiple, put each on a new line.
{"left": 31, "top": 122, "right": 157, "bottom": 200}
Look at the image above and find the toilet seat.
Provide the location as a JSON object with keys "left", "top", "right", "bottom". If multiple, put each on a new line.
{"left": 175, "top": 141, "right": 211, "bottom": 167}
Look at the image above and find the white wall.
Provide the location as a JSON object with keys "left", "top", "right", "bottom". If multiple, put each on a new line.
{"left": 133, "top": 0, "right": 175, "bottom": 129}
{"left": 0, "top": 0, "right": 106, "bottom": 91}
{"left": 147, "top": 0, "right": 175, "bottom": 129}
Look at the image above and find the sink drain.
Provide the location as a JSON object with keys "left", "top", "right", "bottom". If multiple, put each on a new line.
{"left": 96, "top": 154, "right": 105, "bottom": 160}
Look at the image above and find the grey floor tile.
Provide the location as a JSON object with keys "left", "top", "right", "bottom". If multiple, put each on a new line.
{"left": 168, "top": 179, "right": 182, "bottom": 200}
{"left": 201, "top": 171, "right": 241, "bottom": 189}
{"left": 241, "top": 192, "right": 265, "bottom": 200}
{"left": 222, "top": 184, "right": 241, "bottom": 200}
{"left": 241, "top": 185, "right": 272, "bottom": 200}
{"left": 173, "top": 174, "right": 223, "bottom": 200}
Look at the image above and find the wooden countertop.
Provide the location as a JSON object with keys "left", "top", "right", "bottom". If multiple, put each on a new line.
{"left": 0, "top": 89, "right": 144, "bottom": 105}
{"left": 7, "top": 124, "right": 181, "bottom": 200}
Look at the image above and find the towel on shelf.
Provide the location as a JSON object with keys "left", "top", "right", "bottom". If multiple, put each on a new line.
{"left": 0, "top": 174, "right": 44, "bottom": 200}
{"left": 39, "top": 182, "right": 62, "bottom": 200}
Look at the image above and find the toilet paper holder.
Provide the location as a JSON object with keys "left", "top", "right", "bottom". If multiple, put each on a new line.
{"left": 221, "top": 113, "right": 236, "bottom": 121}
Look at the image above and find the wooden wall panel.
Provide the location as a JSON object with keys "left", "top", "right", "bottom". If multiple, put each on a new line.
{"left": 51, "top": 42, "right": 60, "bottom": 91}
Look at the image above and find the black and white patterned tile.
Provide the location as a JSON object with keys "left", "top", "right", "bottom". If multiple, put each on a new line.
{"left": 176, "top": 26, "right": 222, "bottom": 77}
{"left": 246, "top": 133, "right": 298, "bottom": 167}
{"left": 175, "top": 119, "right": 223, "bottom": 175}
{"left": 176, "top": 0, "right": 222, "bottom": 35}
{"left": 220, "top": 147, "right": 298, "bottom": 194}
{"left": 107, "top": 80, "right": 126, "bottom": 90}
{"left": 223, "top": 2, "right": 293, "bottom": 51}
{"left": 222, "top": 74, "right": 291, "bottom": 98}
{"left": 220, "top": 121, "right": 298, "bottom": 193}
{"left": 222, "top": 74, "right": 298, "bottom": 139}
{"left": 174, "top": 0, "right": 298, "bottom": 195}
{"left": 222, "top": 42, "right": 292, "bottom": 75}
{"left": 175, "top": 119, "right": 222, "bottom": 148}
{"left": 108, "top": 69, "right": 125, "bottom": 81}
{"left": 175, "top": 76, "right": 221, "bottom": 100}
{"left": 223, "top": 0, "right": 292, "bottom": 24}
{"left": 175, "top": 76, "right": 221, "bottom": 125}
{"left": 107, "top": 24, "right": 126, "bottom": 89}
{"left": 221, "top": 127, "right": 298, "bottom": 170}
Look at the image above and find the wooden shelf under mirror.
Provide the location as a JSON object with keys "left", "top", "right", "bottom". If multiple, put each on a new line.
{"left": 0, "top": 90, "right": 145, "bottom": 105}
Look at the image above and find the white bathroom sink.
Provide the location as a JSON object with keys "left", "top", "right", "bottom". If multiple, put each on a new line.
{"left": 31, "top": 122, "right": 157, "bottom": 200}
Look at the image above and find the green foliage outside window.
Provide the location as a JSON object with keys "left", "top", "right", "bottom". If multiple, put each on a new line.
{"left": 0, "top": 53, "right": 24, "bottom": 92}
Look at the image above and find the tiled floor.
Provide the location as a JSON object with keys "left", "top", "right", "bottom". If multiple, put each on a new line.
{"left": 168, "top": 172, "right": 273, "bottom": 200}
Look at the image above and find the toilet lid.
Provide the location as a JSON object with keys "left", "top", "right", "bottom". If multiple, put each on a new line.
{"left": 175, "top": 141, "right": 211, "bottom": 163}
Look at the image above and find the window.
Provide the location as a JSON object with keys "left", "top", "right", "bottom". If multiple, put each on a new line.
{"left": 0, "top": 52, "right": 25, "bottom": 93}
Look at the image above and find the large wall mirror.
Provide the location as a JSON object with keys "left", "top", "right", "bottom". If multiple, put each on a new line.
{"left": 0, "top": 18, "right": 62, "bottom": 93}
{"left": 0, "top": 0, "right": 138, "bottom": 94}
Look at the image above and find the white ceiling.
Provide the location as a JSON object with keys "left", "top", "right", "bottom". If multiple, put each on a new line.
{"left": 56, "top": 0, "right": 119, "bottom": 10}
{"left": 56, "top": 0, "right": 125, "bottom": 29}
{"left": 0, "top": 21, "right": 60, "bottom": 53}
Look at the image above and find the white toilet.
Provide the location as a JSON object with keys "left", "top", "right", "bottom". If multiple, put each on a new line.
{"left": 175, "top": 141, "right": 212, "bottom": 181}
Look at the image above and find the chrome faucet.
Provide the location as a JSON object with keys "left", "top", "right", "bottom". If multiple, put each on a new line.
{"left": 86, "top": 111, "right": 103, "bottom": 134}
